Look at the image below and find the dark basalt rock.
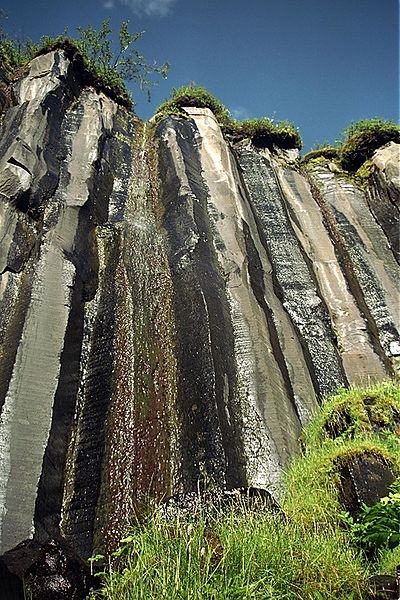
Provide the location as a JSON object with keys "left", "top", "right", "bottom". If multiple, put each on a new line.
{"left": 0, "top": 537, "right": 97, "bottom": 600}
{"left": 367, "top": 573, "right": 400, "bottom": 599}
{"left": 337, "top": 452, "right": 396, "bottom": 517}
{"left": 161, "top": 487, "right": 283, "bottom": 520}
{"left": 0, "top": 558, "right": 24, "bottom": 600}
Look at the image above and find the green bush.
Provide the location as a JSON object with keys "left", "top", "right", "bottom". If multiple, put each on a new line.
{"left": 155, "top": 85, "right": 302, "bottom": 150}
{"left": 229, "top": 117, "right": 302, "bottom": 149}
{"left": 155, "top": 84, "right": 231, "bottom": 123}
{"left": 0, "top": 19, "right": 169, "bottom": 107}
{"left": 343, "top": 480, "right": 400, "bottom": 551}
{"left": 339, "top": 118, "right": 400, "bottom": 172}
{"left": 302, "top": 146, "right": 339, "bottom": 164}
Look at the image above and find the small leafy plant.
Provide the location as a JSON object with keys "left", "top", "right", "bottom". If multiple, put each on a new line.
{"left": 339, "top": 118, "right": 400, "bottom": 172}
{"left": 342, "top": 480, "right": 400, "bottom": 551}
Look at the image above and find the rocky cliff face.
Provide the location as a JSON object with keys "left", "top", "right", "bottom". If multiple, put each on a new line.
{"left": 0, "top": 49, "right": 398, "bottom": 559}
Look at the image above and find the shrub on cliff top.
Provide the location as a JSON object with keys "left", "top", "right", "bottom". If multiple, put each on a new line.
{"left": 231, "top": 117, "right": 302, "bottom": 149}
{"left": 0, "top": 18, "right": 169, "bottom": 108}
{"left": 155, "top": 84, "right": 232, "bottom": 122}
{"left": 339, "top": 118, "right": 400, "bottom": 172}
{"left": 155, "top": 85, "right": 302, "bottom": 150}
{"left": 74, "top": 19, "right": 169, "bottom": 104}
{"left": 302, "top": 145, "right": 340, "bottom": 164}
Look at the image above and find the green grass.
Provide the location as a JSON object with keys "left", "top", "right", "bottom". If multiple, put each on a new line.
{"left": 304, "top": 381, "right": 400, "bottom": 447}
{"left": 303, "top": 119, "right": 400, "bottom": 176}
{"left": 89, "top": 381, "right": 400, "bottom": 599}
{"left": 377, "top": 544, "right": 400, "bottom": 577}
{"left": 339, "top": 118, "right": 400, "bottom": 172}
{"left": 89, "top": 508, "right": 368, "bottom": 599}
{"left": 154, "top": 85, "right": 302, "bottom": 150}
{"left": 302, "top": 146, "right": 339, "bottom": 164}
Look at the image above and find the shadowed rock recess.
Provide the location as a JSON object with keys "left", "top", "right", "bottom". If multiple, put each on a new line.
{"left": 0, "top": 50, "right": 399, "bottom": 563}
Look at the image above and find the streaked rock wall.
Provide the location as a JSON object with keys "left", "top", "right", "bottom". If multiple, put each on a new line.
{"left": 0, "top": 50, "right": 398, "bottom": 558}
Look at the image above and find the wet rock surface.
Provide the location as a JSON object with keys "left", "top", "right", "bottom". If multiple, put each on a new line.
{"left": 310, "top": 162, "right": 400, "bottom": 374}
{"left": 236, "top": 144, "right": 347, "bottom": 397}
{"left": 161, "top": 487, "right": 282, "bottom": 520}
{"left": 0, "top": 537, "right": 97, "bottom": 600}
{"left": 0, "top": 51, "right": 398, "bottom": 569}
{"left": 367, "top": 143, "right": 400, "bottom": 266}
{"left": 337, "top": 452, "right": 396, "bottom": 517}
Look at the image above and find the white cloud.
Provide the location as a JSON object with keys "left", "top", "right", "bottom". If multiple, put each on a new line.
{"left": 231, "top": 106, "right": 250, "bottom": 121}
{"left": 103, "top": 0, "right": 115, "bottom": 8}
{"left": 117, "top": 0, "right": 178, "bottom": 17}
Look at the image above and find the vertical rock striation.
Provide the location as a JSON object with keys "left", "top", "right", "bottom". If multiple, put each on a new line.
{"left": 235, "top": 144, "right": 347, "bottom": 397}
{"left": 309, "top": 161, "right": 400, "bottom": 373}
{"left": 0, "top": 51, "right": 398, "bottom": 563}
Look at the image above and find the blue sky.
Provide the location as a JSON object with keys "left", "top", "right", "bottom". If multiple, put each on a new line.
{"left": 2, "top": 0, "right": 398, "bottom": 150}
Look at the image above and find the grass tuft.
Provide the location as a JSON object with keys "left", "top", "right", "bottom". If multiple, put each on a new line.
{"left": 304, "top": 381, "right": 400, "bottom": 446}
{"left": 302, "top": 146, "right": 339, "bottom": 164}
{"left": 155, "top": 85, "right": 302, "bottom": 150}
{"left": 339, "top": 118, "right": 400, "bottom": 172}
{"left": 303, "top": 119, "right": 400, "bottom": 176}
{"left": 89, "top": 508, "right": 368, "bottom": 599}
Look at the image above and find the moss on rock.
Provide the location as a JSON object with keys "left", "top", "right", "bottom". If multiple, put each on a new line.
{"left": 339, "top": 119, "right": 400, "bottom": 172}
{"left": 304, "top": 381, "right": 400, "bottom": 446}
{"left": 155, "top": 85, "right": 302, "bottom": 150}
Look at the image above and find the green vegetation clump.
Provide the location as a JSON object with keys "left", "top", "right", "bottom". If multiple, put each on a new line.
{"left": 155, "top": 84, "right": 232, "bottom": 123}
{"left": 155, "top": 85, "right": 302, "bottom": 150}
{"left": 0, "top": 19, "right": 169, "bottom": 108}
{"left": 339, "top": 118, "right": 400, "bottom": 172}
{"left": 344, "top": 479, "right": 400, "bottom": 551}
{"left": 304, "top": 381, "right": 400, "bottom": 446}
{"left": 88, "top": 381, "right": 400, "bottom": 599}
{"left": 229, "top": 117, "right": 302, "bottom": 149}
{"left": 304, "top": 119, "right": 400, "bottom": 175}
{"left": 302, "top": 119, "right": 400, "bottom": 194}
{"left": 302, "top": 145, "right": 339, "bottom": 164}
